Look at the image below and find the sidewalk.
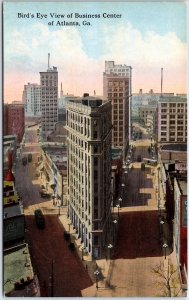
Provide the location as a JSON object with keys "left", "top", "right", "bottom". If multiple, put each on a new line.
{"left": 58, "top": 209, "right": 111, "bottom": 293}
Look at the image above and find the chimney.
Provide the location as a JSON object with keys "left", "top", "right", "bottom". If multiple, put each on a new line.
{"left": 83, "top": 93, "right": 89, "bottom": 98}
{"left": 161, "top": 68, "right": 163, "bottom": 97}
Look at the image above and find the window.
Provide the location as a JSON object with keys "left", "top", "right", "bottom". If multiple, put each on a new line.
{"left": 94, "top": 146, "right": 98, "bottom": 153}
{"left": 94, "top": 170, "right": 98, "bottom": 179}
{"left": 94, "top": 196, "right": 98, "bottom": 206}
{"left": 94, "top": 209, "right": 98, "bottom": 219}
{"left": 94, "top": 157, "right": 98, "bottom": 166}
{"left": 93, "top": 131, "right": 98, "bottom": 139}
{"left": 94, "top": 236, "right": 98, "bottom": 245}
{"left": 178, "top": 132, "right": 183, "bottom": 136}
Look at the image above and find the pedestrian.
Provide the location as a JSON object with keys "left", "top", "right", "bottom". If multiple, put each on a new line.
{"left": 85, "top": 264, "right": 88, "bottom": 271}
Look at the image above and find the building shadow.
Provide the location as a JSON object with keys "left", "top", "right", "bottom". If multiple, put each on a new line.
{"left": 113, "top": 210, "right": 173, "bottom": 260}
{"left": 24, "top": 214, "right": 93, "bottom": 297}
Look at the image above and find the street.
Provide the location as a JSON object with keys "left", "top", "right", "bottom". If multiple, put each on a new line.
{"left": 25, "top": 215, "right": 92, "bottom": 296}
{"left": 15, "top": 125, "right": 93, "bottom": 296}
{"left": 106, "top": 135, "right": 165, "bottom": 296}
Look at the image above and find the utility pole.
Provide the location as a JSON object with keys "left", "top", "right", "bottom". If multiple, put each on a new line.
{"left": 161, "top": 68, "right": 163, "bottom": 97}
{"left": 51, "top": 260, "right": 54, "bottom": 297}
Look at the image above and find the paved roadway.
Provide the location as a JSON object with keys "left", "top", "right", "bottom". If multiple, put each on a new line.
{"left": 15, "top": 125, "right": 93, "bottom": 297}
{"left": 109, "top": 137, "right": 164, "bottom": 297}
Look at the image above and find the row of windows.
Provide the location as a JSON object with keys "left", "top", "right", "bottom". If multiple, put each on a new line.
{"left": 161, "top": 132, "right": 186, "bottom": 137}
{"left": 161, "top": 103, "right": 186, "bottom": 108}
{"left": 160, "top": 138, "right": 187, "bottom": 142}
{"left": 108, "top": 81, "right": 128, "bottom": 87}
{"left": 161, "top": 120, "right": 187, "bottom": 125}
{"left": 161, "top": 114, "right": 187, "bottom": 119}
{"left": 41, "top": 75, "right": 57, "bottom": 79}
{"left": 161, "top": 126, "right": 185, "bottom": 130}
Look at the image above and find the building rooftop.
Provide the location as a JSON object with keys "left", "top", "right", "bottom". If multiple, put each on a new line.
{"left": 138, "top": 105, "right": 157, "bottom": 109}
{"left": 4, "top": 243, "right": 34, "bottom": 295}
{"left": 66, "top": 95, "right": 111, "bottom": 114}
{"left": 159, "top": 96, "right": 187, "bottom": 103}
{"left": 3, "top": 135, "right": 17, "bottom": 142}
{"left": 105, "top": 60, "right": 132, "bottom": 69}
{"left": 41, "top": 142, "right": 67, "bottom": 150}
{"left": 4, "top": 204, "right": 23, "bottom": 219}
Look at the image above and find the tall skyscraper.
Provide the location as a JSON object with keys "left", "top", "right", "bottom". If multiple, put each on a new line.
{"left": 66, "top": 94, "right": 112, "bottom": 259}
{"left": 103, "top": 61, "right": 132, "bottom": 156}
{"left": 40, "top": 54, "right": 58, "bottom": 140}
{"left": 22, "top": 83, "right": 41, "bottom": 117}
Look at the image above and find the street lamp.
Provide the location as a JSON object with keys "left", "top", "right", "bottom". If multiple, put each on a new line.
{"left": 81, "top": 246, "right": 86, "bottom": 261}
{"left": 118, "top": 197, "right": 122, "bottom": 208}
{"left": 94, "top": 270, "right": 100, "bottom": 289}
{"left": 107, "top": 243, "right": 113, "bottom": 260}
{"left": 116, "top": 204, "right": 120, "bottom": 218}
{"left": 163, "top": 243, "right": 168, "bottom": 260}
{"left": 159, "top": 219, "right": 164, "bottom": 239}
{"left": 68, "top": 223, "right": 71, "bottom": 233}
{"left": 112, "top": 219, "right": 118, "bottom": 245}
{"left": 57, "top": 202, "right": 61, "bottom": 216}
{"left": 121, "top": 183, "right": 125, "bottom": 197}
{"left": 51, "top": 183, "right": 56, "bottom": 206}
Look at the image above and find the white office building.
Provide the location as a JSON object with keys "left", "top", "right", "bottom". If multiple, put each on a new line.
{"left": 23, "top": 83, "right": 41, "bottom": 117}
{"left": 66, "top": 94, "right": 112, "bottom": 259}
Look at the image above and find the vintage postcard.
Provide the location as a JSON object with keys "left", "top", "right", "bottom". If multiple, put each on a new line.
{"left": 3, "top": 1, "right": 187, "bottom": 297}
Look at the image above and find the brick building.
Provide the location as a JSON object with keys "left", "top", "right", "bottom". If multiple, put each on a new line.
{"left": 4, "top": 102, "right": 25, "bottom": 143}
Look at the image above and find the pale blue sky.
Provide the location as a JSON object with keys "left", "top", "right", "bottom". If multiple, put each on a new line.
{"left": 3, "top": 1, "right": 187, "bottom": 101}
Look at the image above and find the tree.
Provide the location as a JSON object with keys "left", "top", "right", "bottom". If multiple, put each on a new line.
{"left": 151, "top": 260, "right": 181, "bottom": 297}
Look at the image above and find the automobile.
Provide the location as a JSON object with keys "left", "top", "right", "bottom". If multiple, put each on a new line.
{"left": 137, "top": 155, "right": 142, "bottom": 162}
{"left": 34, "top": 209, "right": 45, "bottom": 229}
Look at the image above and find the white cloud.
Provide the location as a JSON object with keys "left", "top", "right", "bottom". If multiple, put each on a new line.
{"left": 4, "top": 21, "right": 187, "bottom": 101}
